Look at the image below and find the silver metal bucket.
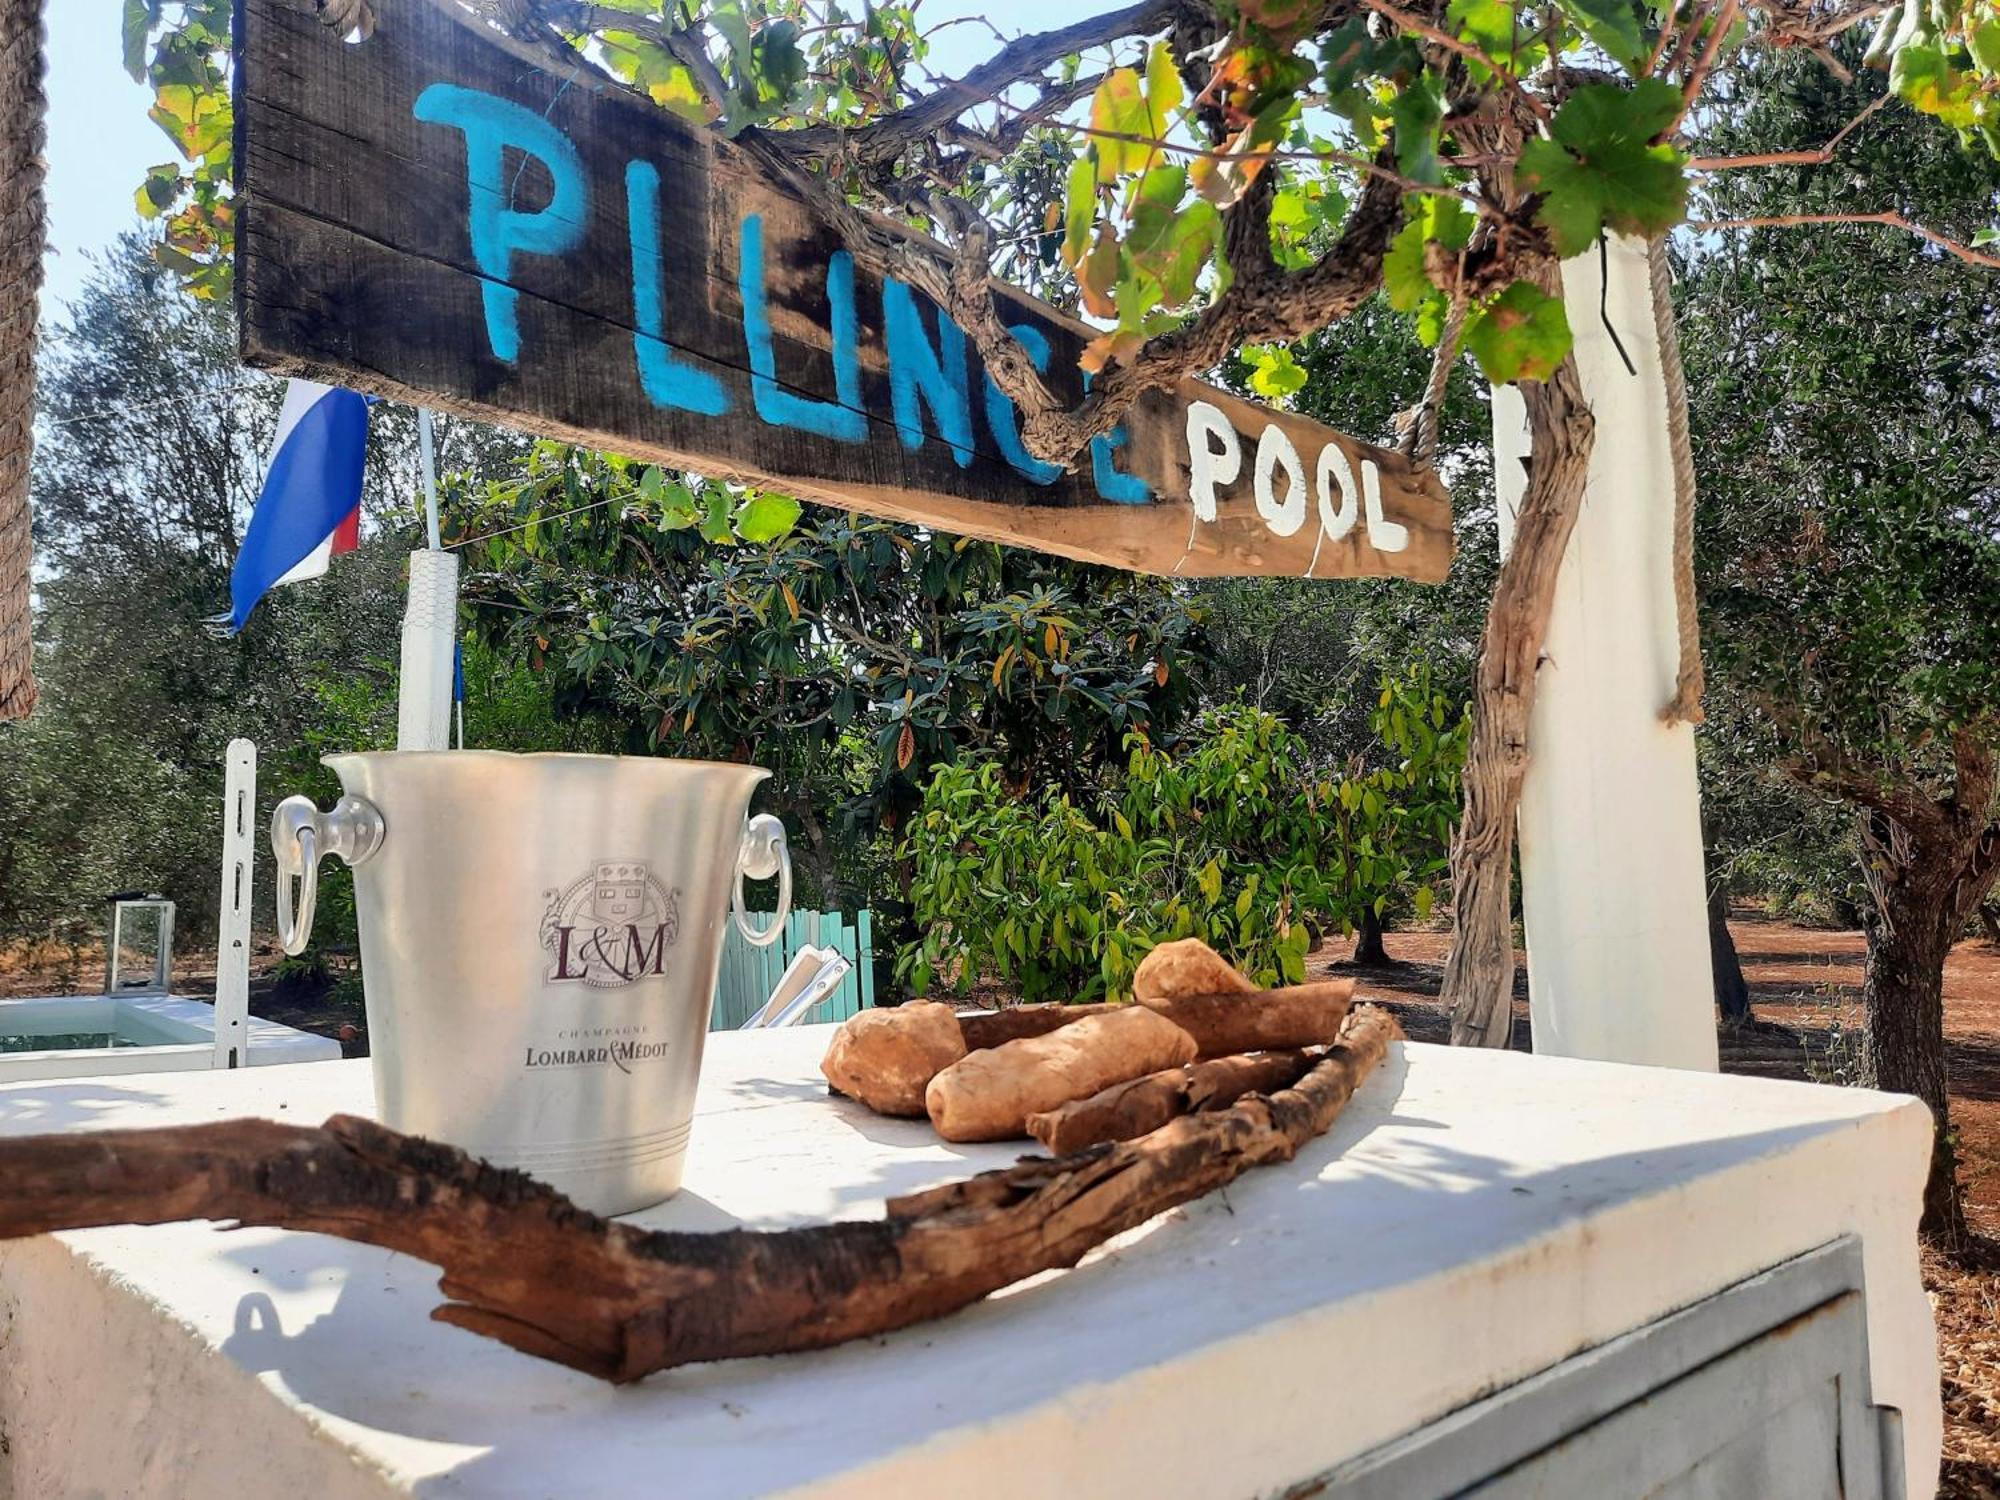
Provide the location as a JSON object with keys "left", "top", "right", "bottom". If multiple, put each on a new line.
{"left": 269, "top": 751, "right": 789, "bottom": 1215}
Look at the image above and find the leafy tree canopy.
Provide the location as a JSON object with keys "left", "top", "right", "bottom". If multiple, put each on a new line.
{"left": 123, "top": 0, "right": 2000, "bottom": 440}
{"left": 452, "top": 447, "right": 1206, "bottom": 907}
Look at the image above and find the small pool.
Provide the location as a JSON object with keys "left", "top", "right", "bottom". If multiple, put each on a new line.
{"left": 1, "top": 1032, "right": 141, "bottom": 1053}
{"left": 0, "top": 993, "right": 341, "bottom": 1081}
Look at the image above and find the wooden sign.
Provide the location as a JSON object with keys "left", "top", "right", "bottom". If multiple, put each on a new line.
{"left": 234, "top": 0, "right": 1453, "bottom": 581}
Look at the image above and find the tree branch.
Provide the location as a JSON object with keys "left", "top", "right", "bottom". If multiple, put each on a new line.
{"left": 1685, "top": 93, "right": 1890, "bottom": 170}
{"left": 774, "top": 0, "right": 1181, "bottom": 167}
{"left": 1355, "top": 0, "right": 1551, "bottom": 121}
{"left": 1693, "top": 211, "right": 2000, "bottom": 269}
{"left": 1778, "top": 752, "right": 1951, "bottom": 842}
{"left": 1018, "top": 158, "right": 1408, "bottom": 459}
{"left": 1668, "top": 0, "right": 1743, "bottom": 137}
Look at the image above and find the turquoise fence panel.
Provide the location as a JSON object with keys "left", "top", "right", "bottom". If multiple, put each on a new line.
{"left": 856, "top": 910, "right": 875, "bottom": 1013}
{"left": 710, "top": 908, "right": 876, "bottom": 1031}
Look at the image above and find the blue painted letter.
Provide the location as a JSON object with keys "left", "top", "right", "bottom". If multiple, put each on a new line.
{"left": 982, "top": 324, "right": 1062, "bottom": 486}
{"left": 738, "top": 214, "right": 864, "bottom": 443}
{"left": 1086, "top": 372, "right": 1152, "bottom": 504}
{"left": 884, "top": 279, "right": 975, "bottom": 467}
{"left": 413, "top": 84, "right": 588, "bottom": 365}
{"left": 625, "top": 161, "right": 729, "bottom": 416}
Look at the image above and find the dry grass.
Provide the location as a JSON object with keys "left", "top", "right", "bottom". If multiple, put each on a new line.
{"left": 1931, "top": 1238, "right": 2000, "bottom": 1497}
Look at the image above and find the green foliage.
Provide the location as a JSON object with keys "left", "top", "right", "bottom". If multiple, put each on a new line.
{"left": 120, "top": 0, "right": 234, "bottom": 300}
{"left": 1874, "top": 0, "right": 2000, "bottom": 154}
{"left": 0, "top": 236, "right": 542, "bottom": 959}
{"left": 455, "top": 450, "right": 1205, "bottom": 914}
{"left": 1518, "top": 82, "right": 1691, "bottom": 257}
{"left": 1463, "top": 280, "right": 1572, "bottom": 384}
{"left": 901, "top": 683, "right": 1465, "bottom": 1004}
{"left": 1681, "top": 50, "right": 2000, "bottom": 908}
{"left": 900, "top": 706, "right": 1324, "bottom": 1003}
{"left": 1317, "top": 665, "right": 1470, "bottom": 937}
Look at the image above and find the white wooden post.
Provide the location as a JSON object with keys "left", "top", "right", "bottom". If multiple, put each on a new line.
{"left": 211, "top": 738, "right": 256, "bottom": 1068}
{"left": 1489, "top": 236, "right": 1718, "bottom": 1071}
{"left": 396, "top": 548, "right": 459, "bottom": 751}
{"left": 397, "top": 411, "right": 458, "bottom": 752}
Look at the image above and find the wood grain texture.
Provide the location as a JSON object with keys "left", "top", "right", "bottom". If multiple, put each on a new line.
{"left": 234, "top": 0, "right": 1453, "bottom": 580}
{"left": 0, "top": 1006, "right": 1401, "bottom": 1382}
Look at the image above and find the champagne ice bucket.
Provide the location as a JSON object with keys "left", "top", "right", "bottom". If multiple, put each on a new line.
{"left": 270, "top": 751, "right": 789, "bottom": 1215}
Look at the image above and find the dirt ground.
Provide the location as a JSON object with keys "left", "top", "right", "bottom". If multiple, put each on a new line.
{"left": 5, "top": 913, "right": 1999, "bottom": 1487}
{"left": 1314, "top": 911, "right": 2000, "bottom": 1492}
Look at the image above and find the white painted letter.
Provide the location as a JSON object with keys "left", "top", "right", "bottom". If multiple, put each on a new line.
{"left": 1361, "top": 460, "right": 1410, "bottom": 552}
{"left": 1253, "top": 425, "right": 1308, "bottom": 537}
{"left": 1185, "top": 401, "right": 1240, "bottom": 522}
{"left": 1316, "top": 441, "right": 1358, "bottom": 543}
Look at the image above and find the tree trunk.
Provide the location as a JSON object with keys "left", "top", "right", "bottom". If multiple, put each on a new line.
{"left": 1351, "top": 905, "right": 1389, "bottom": 966}
{"left": 1978, "top": 903, "right": 2000, "bottom": 948}
{"left": 1863, "top": 874, "right": 1961, "bottom": 1240}
{"left": 0, "top": 0, "right": 45, "bottom": 721}
{"left": 1445, "top": 333, "right": 1595, "bottom": 1048}
{"left": 1709, "top": 880, "right": 1751, "bottom": 1025}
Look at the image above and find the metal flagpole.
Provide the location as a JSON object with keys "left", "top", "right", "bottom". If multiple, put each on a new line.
{"left": 418, "top": 406, "right": 442, "bottom": 550}
{"left": 397, "top": 408, "right": 457, "bottom": 751}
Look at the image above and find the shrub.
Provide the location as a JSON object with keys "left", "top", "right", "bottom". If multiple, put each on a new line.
{"left": 899, "top": 681, "right": 1465, "bottom": 1003}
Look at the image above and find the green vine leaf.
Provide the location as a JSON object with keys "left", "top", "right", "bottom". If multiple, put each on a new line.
{"left": 1551, "top": 0, "right": 1647, "bottom": 71}
{"left": 1245, "top": 344, "right": 1309, "bottom": 397}
{"left": 734, "top": 492, "right": 803, "bottom": 545}
{"left": 1464, "top": 281, "right": 1573, "bottom": 384}
{"left": 1518, "top": 80, "right": 1689, "bottom": 256}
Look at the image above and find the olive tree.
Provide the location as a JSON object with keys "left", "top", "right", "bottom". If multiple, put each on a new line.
{"left": 1681, "top": 48, "right": 2000, "bottom": 1233}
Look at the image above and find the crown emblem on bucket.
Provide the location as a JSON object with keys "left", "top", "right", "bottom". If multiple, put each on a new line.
{"left": 540, "top": 861, "right": 683, "bottom": 988}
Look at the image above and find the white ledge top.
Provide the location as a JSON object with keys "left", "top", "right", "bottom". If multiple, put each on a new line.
{"left": 0, "top": 1025, "right": 1938, "bottom": 1499}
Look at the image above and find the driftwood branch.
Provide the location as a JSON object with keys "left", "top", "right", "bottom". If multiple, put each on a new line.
{"left": 0, "top": 1007, "right": 1402, "bottom": 1384}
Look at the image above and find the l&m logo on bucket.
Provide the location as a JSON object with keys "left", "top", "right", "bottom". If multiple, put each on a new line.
{"left": 539, "top": 860, "right": 684, "bottom": 987}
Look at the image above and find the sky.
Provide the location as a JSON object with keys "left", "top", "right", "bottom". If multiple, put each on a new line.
{"left": 39, "top": 0, "right": 1115, "bottom": 322}
{"left": 41, "top": 1, "right": 171, "bottom": 318}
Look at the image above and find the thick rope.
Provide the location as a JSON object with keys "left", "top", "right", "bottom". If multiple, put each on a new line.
{"left": 0, "top": 0, "right": 44, "bottom": 721}
{"left": 1406, "top": 293, "right": 1468, "bottom": 467}
{"left": 1650, "top": 234, "right": 1704, "bottom": 726}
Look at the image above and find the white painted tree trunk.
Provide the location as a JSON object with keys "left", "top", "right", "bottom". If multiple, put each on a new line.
{"left": 1490, "top": 235, "right": 1718, "bottom": 1072}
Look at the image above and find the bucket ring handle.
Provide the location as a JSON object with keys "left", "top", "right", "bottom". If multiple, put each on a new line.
{"left": 732, "top": 814, "right": 791, "bottom": 948}
{"left": 271, "top": 795, "right": 386, "bottom": 956}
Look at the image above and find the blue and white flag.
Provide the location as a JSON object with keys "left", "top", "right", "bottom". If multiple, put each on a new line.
{"left": 225, "top": 378, "right": 369, "bottom": 632}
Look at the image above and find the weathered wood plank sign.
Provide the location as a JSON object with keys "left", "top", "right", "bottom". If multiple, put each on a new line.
{"left": 235, "top": 0, "right": 1453, "bottom": 580}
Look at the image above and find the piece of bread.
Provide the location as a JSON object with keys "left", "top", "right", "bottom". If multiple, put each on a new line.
{"left": 1132, "top": 938, "right": 1256, "bottom": 1002}
{"left": 820, "top": 1001, "right": 968, "bottom": 1117}
{"left": 925, "top": 1007, "right": 1198, "bottom": 1142}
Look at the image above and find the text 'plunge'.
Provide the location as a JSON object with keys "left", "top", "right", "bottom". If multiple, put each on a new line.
{"left": 413, "top": 83, "right": 1409, "bottom": 555}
